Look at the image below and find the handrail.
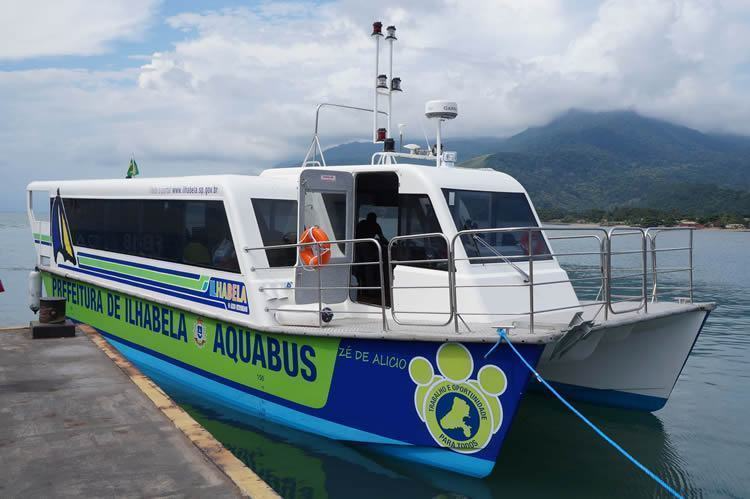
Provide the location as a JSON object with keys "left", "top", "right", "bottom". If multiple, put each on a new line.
{"left": 301, "top": 103, "right": 389, "bottom": 167}
{"left": 450, "top": 226, "right": 610, "bottom": 333}
{"left": 472, "top": 234, "right": 530, "bottom": 282}
{"left": 606, "top": 227, "right": 648, "bottom": 315}
{"left": 244, "top": 236, "right": 388, "bottom": 331}
{"left": 388, "top": 233, "right": 453, "bottom": 326}
{"left": 645, "top": 227, "right": 694, "bottom": 304}
{"left": 241, "top": 225, "right": 694, "bottom": 333}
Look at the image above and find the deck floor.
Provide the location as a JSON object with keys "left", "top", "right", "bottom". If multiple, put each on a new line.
{"left": 268, "top": 301, "right": 714, "bottom": 343}
{"left": 0, "top": 327, "right": 242, "bottom": 498}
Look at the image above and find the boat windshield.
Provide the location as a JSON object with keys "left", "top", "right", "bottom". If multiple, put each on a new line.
{"left": 442, "top": 189, "right": 551, "bottom": 263}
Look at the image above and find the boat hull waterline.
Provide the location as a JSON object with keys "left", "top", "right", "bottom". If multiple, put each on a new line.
{"left": 538, "top": 307, "right": 712, "bottom": 411}
{"left": 45, "top": 273, "right": 542, "bottom": 478}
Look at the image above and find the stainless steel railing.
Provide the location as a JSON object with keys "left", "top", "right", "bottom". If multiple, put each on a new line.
{"left": 646, "top": 227, "right": 694, "bottom": 304}
{"left": 244, "top": 237, "right": 389, "bottom": 330}
{"left": 387, "top": 233, "right": 453, "bottom": 326}
{"left": 244, "top": 226, "right": 695, "bottom": 333}
{"left": 449, "top": 226, "right": 612, "bottom": 333}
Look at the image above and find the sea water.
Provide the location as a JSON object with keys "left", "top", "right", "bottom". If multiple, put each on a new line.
{"left": 2, "top": 211, "right": 748, "bottom": 498}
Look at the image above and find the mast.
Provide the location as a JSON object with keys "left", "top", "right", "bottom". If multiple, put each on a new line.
{"left": 372, "top": 22, "right": 383, "bottom": 143}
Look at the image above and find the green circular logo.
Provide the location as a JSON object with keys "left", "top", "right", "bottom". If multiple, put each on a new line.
{"left": 409, "top": 343, "right": 507, "bottom": 454}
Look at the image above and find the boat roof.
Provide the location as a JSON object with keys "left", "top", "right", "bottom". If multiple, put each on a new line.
{"left": 260, "top": 163, "right": 527, "bottom": 194}
{"left": 26, "top": 163, "right": 527, "bottom": 197}
{"left": 26, "top": 174, "right": 295, "bottom": 199}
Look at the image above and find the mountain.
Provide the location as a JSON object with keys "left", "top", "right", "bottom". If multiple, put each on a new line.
{"left": 464, "top": 110, "right": 750, "bottom": 218}
{"left": 316, "top": 110, "right": 750, "bottom": 219}
{"left": 284, "top": 137, "right": 507, "bottom": 167}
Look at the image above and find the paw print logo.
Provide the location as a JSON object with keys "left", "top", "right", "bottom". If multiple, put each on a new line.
{"left": 409, "top": 343, "right": 507, "bottom": 453}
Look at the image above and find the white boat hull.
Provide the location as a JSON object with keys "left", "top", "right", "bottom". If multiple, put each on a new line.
{"left": 536, "top": 303, "right": 713, "bottom": 411}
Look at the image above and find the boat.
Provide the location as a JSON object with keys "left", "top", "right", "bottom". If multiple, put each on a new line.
{"left": 25, "top": 21, "right": 713, "bottom": 478}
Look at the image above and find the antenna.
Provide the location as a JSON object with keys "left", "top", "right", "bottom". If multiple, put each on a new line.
{"left": 419, "top": 120, "right": 432, "bottom": 151}
{"left": 398, "top": 123, "right": 406, "bottom": 150}
{"left": 425, "top": 100, "right": 458, "bottom": 167}
{"left": 372, "top": 22, "right": 383, "bottom": 143}
{"left": 371, "top": 21, "right": 402, "bottom": 145}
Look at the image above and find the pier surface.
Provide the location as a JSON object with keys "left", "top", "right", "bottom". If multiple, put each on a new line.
{"left": 0, "top": 326, "right": 273, "bottom": 498}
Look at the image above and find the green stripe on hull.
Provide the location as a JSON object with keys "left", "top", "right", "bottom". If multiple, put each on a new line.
{"left": 33, "top": 232, "right": 51, "bottom": 242}
{"left": 43, "top": 273, "right": 339, "bottom": 409}
{"left": 77, "top": 255, "right": 210, "bottom": 291}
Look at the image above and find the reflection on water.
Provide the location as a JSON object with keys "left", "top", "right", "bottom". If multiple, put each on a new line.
{"left": 162, "top": 380, "right": 690, "bottom": 499}
{"left": 1, "top": 213, "right": 749, "bottom": 497}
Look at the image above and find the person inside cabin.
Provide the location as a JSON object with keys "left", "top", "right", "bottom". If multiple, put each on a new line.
{"left": 356, "top": 212, "right": 387, "bottom": 244}
{"left": 354, "top": 212, "right": 389, "bottom": 303}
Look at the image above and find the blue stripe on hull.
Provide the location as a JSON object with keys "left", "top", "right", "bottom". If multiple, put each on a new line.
{"left": 60, "top": 264, "right": 228, "bottom": 311}
{"left": 535, "top": 381, "right": 667, "bottom": 412}
{"left": 102, "top": 330, "right": 497, "bottom": 477}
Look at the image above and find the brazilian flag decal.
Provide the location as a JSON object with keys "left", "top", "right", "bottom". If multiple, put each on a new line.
{"left": 51, "top": 189, "right": 77, "bottom": 265}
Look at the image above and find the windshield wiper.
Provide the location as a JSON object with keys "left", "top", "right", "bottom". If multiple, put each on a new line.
{"left": 472, "top": 235, "right": 530, "bottom": 282}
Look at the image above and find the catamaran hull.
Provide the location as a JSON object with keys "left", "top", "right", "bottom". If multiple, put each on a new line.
{"left": 536, "top": 306, "right": 712, "bottom": 411}
{"left": 44, "top": 272, "right": 542, "bottom": 478}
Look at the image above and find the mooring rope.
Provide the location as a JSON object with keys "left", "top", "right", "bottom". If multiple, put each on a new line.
{"left": 486, "top": 328, "right": 683, "bottom": 499}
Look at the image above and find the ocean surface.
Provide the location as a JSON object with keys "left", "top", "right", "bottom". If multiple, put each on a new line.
{"left": 2, "top": 211, "right": 748, "bottom": 498}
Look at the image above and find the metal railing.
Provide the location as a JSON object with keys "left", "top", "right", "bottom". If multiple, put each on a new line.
{"left": 646, "top": 228, "right": 694, "bottom": 304}
{"left": 244, "top": 226, "right": 695, "bottom": 334}
{"left": 449, "top": 227, "right": 613, "bottom": 333}
{"left": 244, "top": 237, "right": 389, "bottom": 331}
{"left": 606, "top": 227, "right": 649, "bottom": 315}
{"left": 387, "top": 233, "right": 453, "bottom": 326}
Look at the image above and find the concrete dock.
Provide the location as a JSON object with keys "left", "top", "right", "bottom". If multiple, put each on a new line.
{"left": 0, "top": 326, "right": 278, "bottom": 498}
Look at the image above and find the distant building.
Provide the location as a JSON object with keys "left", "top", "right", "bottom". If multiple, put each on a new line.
{"left": 678, "top": 220, "right": 701, "bottom": 228}
{"left": 725, "top": 223, "right": 746, "bottom": 230}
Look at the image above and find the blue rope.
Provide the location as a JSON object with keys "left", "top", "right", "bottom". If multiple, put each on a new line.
{"left": 489, "top": 328, "right": 683, "bottom": 499}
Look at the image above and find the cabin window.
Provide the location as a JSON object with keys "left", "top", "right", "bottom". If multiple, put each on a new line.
{"left": 62, "top": 198, "right": 240, "bottom": 273}
{"left": 443, "top": 189, "right": 551, "bottom": 263}
{"left": 252, "top": 199, "right": 298, "bottom": 267}
{"left": 354, "top": 194, "right": 444, "bottom": 269}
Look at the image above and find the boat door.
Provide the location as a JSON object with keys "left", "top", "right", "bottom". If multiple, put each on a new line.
{"left": 296, "top": 169, "right": 354, "bottom": 304}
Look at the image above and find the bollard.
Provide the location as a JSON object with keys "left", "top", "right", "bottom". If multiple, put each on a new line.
{"left": 31, "top": 297, "right": 75, "bottom": 339}
{"left": 39, "top": 297, "right": 66, "bottom": 324}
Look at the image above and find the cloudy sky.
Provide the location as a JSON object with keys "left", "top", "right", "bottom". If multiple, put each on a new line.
{"left": 2, "top": 0, "right": 750, "bottom": 211}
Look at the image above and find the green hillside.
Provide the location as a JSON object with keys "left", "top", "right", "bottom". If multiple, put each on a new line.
{"left": 461, "top": 110, "right": 750, "bottom": 223}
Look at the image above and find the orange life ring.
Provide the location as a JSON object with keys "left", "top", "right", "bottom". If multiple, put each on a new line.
{"left": 299, "top": 226, "right": 332, "bottom": 266}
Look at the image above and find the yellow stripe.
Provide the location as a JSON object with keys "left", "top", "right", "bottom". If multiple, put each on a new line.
{"left": 60, "top": 211, "right": 73, "bottom": 254}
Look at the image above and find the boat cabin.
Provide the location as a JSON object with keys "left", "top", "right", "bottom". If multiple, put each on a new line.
{"left": 27, "top": 163, "right": 581, "bottom": 334}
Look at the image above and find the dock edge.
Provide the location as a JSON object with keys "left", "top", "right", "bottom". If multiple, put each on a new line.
{"left": 79, "top": 324, "right": 280, "bottom": 499}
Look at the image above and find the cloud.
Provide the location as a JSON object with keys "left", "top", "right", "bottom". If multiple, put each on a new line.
{"left": 2, "top": 0, "right": 750, "bottom": 211}
{"left": 0, "top": 0, "right": 159, "bottom": 59}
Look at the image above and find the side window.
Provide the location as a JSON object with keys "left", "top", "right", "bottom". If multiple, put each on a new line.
{"left": 63, "top": 198, "right": 240, "bottom": 272}
{"left": 182, "top": 201, "right": 240, "bottom": 273}
{"left": 252, "top": 199, "right": 298, "bottom": 267}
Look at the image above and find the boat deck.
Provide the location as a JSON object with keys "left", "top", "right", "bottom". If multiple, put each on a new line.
{"left": 266, "top": 301, "right": 716, "bottom": 343}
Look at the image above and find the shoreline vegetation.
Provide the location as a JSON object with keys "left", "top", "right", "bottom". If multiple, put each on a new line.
{"left": 537, "top": 207, "right": 749, "bottom": 230}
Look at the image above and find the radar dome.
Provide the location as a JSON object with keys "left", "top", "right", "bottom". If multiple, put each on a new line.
{"left": 425, "top": 100, "right": 458, "bottom": 120}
